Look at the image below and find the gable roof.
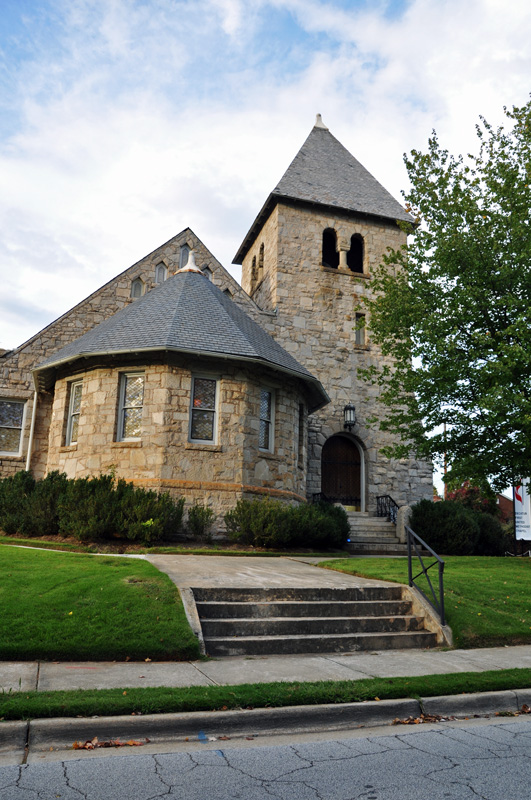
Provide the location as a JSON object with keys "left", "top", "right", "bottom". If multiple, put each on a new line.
{"left": 33, "top": 269, "right": 329, "bottom": 412}
{"left": 234, "top": 119, "right": 413, "bottom": 264}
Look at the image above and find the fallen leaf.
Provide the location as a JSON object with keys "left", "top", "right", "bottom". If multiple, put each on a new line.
{"left": 145, "top": 658, "right": 152, "bottom": 662}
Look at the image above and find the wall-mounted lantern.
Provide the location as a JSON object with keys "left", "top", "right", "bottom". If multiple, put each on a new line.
{"left": 343, "top": 403, "right": 356, "bottom": 432}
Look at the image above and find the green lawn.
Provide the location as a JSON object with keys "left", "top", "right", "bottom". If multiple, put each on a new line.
{"left": 319, "top": 556, "right": 531, "bottom": 648}
{"left": 0, "top": 545, "right": 200, "bottom": 661}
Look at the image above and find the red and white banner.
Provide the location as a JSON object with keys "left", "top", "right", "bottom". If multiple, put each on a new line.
{"left": 514, "top": 480, "right": 531, "bottom": 540}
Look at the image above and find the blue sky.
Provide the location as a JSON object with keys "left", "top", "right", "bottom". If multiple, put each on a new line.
{"left": 1, "top": 0, "right": 531, "bottom": 354}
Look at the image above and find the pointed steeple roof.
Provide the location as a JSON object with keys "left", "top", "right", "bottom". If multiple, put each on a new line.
{"left": 33, "top": 267, "right": 328, "bottom": 411}
{"left": 234, "top": 116, "right": 413, "bottom": 264}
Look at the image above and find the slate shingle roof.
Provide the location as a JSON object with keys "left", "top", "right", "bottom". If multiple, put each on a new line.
{"left": 34, "top": 270, "right": 329, "bottom": 411}
{"left": 234, "top": 122, "right": 413, "bottom": 264}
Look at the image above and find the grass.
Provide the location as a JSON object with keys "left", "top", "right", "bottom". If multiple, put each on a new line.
{"left": 1, "top": 668, "right": 530, "bottom": 721}
{"left": 319, "top": 556, "right": 531, "bottom": 648}
{"left": 0, "top": 545, "right": 200, "bottom": 661}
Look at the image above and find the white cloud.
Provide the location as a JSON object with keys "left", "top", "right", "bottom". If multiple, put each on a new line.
{"left": 1, "top": 0, "right": 530, "bottom": 349}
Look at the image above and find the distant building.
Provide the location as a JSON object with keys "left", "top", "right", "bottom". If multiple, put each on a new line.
{"left": 0, "top": 116, "right": 433, "bottom": 528}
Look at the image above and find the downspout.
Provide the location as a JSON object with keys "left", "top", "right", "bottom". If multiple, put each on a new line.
{"left": 25, "top": 390, "right": 38, "bottom": 473}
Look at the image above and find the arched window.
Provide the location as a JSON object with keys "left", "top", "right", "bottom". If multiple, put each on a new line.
{"left": 322, "top": 229, "right": 339, "bottom": 269}
{"left": 130, "top": 278, "right": 144, "bottom": 299}
{"left": 155, "top": 263, "right": 167, "bottom": 284}
{"left": 179, "top": 244, "right": 190, "bottom": 269}
{"left": 202, "top": 267, "right": 213, "bottom": 281}
{"left": 258, "top": 243, "right": 264, "bottom": 282}
{"left": 223, "top": 288, "right": 233, "bottom": 299}
{"left": 347, "top": 234, "right": 364, "bottom": 273}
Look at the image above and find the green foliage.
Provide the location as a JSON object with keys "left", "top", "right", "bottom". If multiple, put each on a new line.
{"left": 0, "top": 471, "right": 184, "bottom": 545}
{"left": 360, "top": 99, "right": 531, "bottom": 490}
{"left": 187, "top": 503, "right": 215, "bottom": 542}
{"left": 224, "top": 498, "right": 349, "bottom": 549}
{"left": 0, "top": 470, "right": 35, "bottom": 534}
{"left": 410, "top": 499, "right": 507, "bottom": 556}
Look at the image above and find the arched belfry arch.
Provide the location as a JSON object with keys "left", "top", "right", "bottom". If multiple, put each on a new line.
{"left": 321, "top": 434, "right": 365, "bottom": 511}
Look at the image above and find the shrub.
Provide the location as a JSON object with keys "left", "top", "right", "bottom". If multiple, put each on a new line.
{"left": 119, "top": 482, "right": 184, "bottom": 543}
{"left": 224, "top": 498, "right": 349, "bottom": 550}
{"left": 21, "top": 471, "right": 69, "bottom": 537}
{"left": 58, "top": 474, "right": 121, "bottom": 542}
{"left": 187, "top": 503, "right": 215, "bottom": 543}
{"left": 410, "top": 498, "right": 510, "bottom": 556}
{"left": 0, "top": 471, "right": 36, "bottom": 534}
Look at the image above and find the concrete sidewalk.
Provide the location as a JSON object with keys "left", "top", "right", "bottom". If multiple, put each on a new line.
{"left": 2, "top": 644, "right": 531, "bottom": 693}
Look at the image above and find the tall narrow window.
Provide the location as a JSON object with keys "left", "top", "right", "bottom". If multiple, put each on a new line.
{"left": 179, "top": 244, "right": 190, "bottom": 269}
{"left": 251, "top": 256, "right": 257, "bottom": 288}
{"left": 322, "top": 228, "right": 339, "bottom": 269}
{"left": 66, "top": 381, "right": 83, "bottom": 445}
{"left": 202, "top": 267, "right": 213, "bottom": 281}
{"left": 355, "top": 313, "right": 366, "bottom": 346}
{"left": 118, "top": 373, "right": 144, "bottom": 441}
{"left": 155, "top": 263, "right": 167, "bottom": 283}
{"left": 0, "top": 399, "right": 25, "bottom": 455}
{"left": 297, "top": 403, "right": 305, "bottom": 468}
{"left": 190, "top": 377, "right": 217, "bottom": 442}
{"left": 347, "top": 234, "right": 364, "bottom": 273}
{"left": 259, "top": 388, "right": 274, "bottom": 451}
{"left": 258, "top": 243, "right": 264, "bottom": 282}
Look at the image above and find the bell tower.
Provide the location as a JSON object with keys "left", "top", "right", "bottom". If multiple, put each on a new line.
{"left": 233, "top": 116, "right": 432, "bottom": 512}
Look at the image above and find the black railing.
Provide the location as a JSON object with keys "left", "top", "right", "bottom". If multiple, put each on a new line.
{"left": 406, "top": 524, "right": 445, "bottom": 626}
{"left": 313, "top": 493, "right": 361, "bottom": 506}
{"left": 376, "top": 494, "right": 399, "bottom": 525}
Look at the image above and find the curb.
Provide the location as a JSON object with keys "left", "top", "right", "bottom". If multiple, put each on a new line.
{"left": 22, "top": 689, "right": 531, "bottom": 755}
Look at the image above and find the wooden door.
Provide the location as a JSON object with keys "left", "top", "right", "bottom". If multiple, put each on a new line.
{"left": 321, "top": 436, "right": 361, "bottom": 505}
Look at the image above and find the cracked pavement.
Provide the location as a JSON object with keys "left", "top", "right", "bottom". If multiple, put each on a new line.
{"left": 0, "top": 717, "right": 530, "bottom": 799}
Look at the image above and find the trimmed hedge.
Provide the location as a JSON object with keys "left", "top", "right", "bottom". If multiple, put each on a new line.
{"left": 410, "top": 499, "right": 510, "bottom": 556}
{"left": 0, "top": 471, "right": 184, "bottom": 545}
{"left": 224, "top": 497, "right": 349, "bottom": 549}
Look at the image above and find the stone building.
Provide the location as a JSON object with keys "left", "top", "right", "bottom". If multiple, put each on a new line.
{"left": 0, "top": 116, "right": 432, "bottom": 526}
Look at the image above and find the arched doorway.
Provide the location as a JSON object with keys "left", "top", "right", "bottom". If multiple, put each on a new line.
{"left": 321, "top": 435, "right": 364, "bottom": 510}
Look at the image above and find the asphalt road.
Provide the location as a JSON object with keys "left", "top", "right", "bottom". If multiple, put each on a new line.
{"left": 1, "top": 716, "right": 530, "bottom": 799}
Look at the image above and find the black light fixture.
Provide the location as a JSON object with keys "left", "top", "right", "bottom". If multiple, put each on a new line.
{"left": 343, "top": 403, "right": 356, "bottom": 431}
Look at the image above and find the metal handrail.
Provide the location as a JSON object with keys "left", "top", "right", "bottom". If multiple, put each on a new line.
{"left": 376, "top": 494, "right": 399, "bottom": 525}
{"left": 406, "top": 524, "right": 445, "bottom": 626}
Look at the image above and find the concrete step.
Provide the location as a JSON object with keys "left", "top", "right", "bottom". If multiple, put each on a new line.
{"left": 204, "top": 630, "right": 438, "bottom": 657}
{"left": 201, "top": 615, "right": 426, "bottom": 637}
{"left": 193, "top": 587, "right": 404, "bottom": 602}
{"left": 193, "top": 586, "right": 438, "bottom": 657}
{"left": 195, "top": 599, "right": 413, "bottom": 619}
{"left": 346, "top": 542, "right": 410, "bottom": 555}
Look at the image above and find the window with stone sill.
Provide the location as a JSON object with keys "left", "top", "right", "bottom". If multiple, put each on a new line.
{"left": 355, "top": 313, "right": 366, "bottom": 346}
{"left": 322, "top": 228, "right": 339, "bottom": 269}
{"left": 117, "top": 373, "right": 144, "bottom": 441}
{"left": 179, "top": 244, "right": 190, "bottom": 270}
{"left": 189, "top": 376, "right": 218, "bottom": 443}
{"left": 0, "top": 399, "right": 25, "bottom": 455}
{"left": 259, "top": 388, "right": 275, "bottom": 452}
{"left": 65, "top": 381, "right": 83, "bottom": 446}
{"left": 347, "top": 234, "right": 364, "bottom": 273}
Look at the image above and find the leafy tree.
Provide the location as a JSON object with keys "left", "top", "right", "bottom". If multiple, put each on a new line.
{"left": 362, "top": 99, "right": 531, "bottom": 491}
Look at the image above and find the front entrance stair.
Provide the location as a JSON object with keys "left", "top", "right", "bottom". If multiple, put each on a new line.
{"left": 346, "top": 512, "right": 407, "bottom": 555}
{"left": 193, "top": 586, "right": 438, "bottom": 657}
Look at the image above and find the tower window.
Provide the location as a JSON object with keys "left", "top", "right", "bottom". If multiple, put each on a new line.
{"left": 347, "top": 234, "right": 364, "bottom": 273}
{"left": 202, "top": 267, "right": 213, "bottom": 281}
{"left": 258, "top": 243, "right": 264, "bottom": 282}
{"left": 322, "top": 229, "right": 339, "bottom": 269}
{"left": 355, "top": 313, "right": 366, "bottom": 346}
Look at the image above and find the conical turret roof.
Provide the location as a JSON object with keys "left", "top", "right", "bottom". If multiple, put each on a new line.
{"left": 33, "top": 269, "right": 328, "bottom": 411}
{"left": 234, "top": 117, "right": 413, "bottom": 263}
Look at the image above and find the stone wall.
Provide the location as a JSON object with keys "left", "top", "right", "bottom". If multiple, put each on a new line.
{"left": 44, "top": 356, "right": 308, "bottom": 525}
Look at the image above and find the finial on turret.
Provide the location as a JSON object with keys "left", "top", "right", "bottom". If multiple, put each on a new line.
{"left": 314, "top": 113, "right": 328, "bottom": 130}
